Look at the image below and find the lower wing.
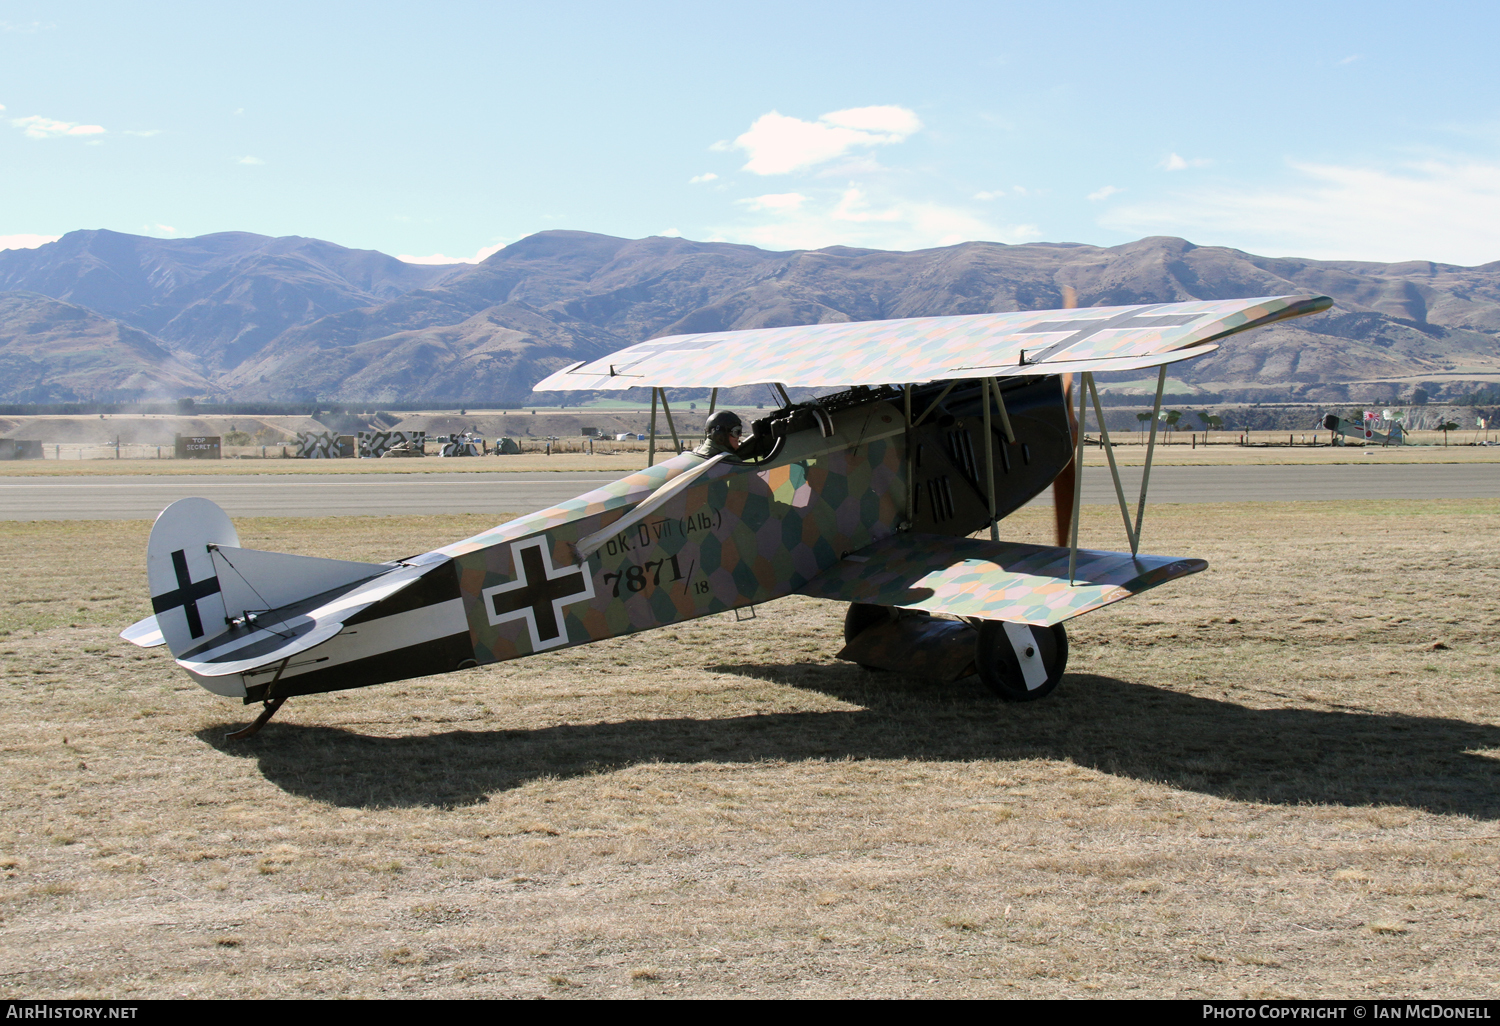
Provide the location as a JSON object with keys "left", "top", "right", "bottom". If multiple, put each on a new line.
{"left": 795, "top": 532, "right": 1206, "bottom": 626}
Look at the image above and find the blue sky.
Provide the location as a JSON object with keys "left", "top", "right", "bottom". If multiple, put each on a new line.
{"left": 3, "top": 0, "right": 1499, "bottom": 264}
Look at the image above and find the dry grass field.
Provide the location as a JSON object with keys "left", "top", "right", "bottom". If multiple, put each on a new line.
{"left": 1, "top": 501, "right": 1498, "bottom": 998}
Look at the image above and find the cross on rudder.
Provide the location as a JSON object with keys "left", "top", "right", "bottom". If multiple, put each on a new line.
{"left": 151, "top": 548, "right": 221, "bottom": 639}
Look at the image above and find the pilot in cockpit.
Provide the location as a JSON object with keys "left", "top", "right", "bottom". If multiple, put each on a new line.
{"left": 694, "top": 410, "right": 747, "bottom": 458}
{"left": 696, "top": 409, "right": 784, "bottom": 460}
{"left": 695, "top": 404, "right": 826, "bottom": 461}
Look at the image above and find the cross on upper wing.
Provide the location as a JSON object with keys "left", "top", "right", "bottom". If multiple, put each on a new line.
{"left": 1015, "top": 308, "right": 1205, "bottom": 365}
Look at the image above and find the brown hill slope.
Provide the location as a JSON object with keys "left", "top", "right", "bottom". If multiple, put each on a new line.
{"left": 0, "top": 292, "right": 214, "bottom": 403}
{"left": 0, "top": 230, "right": 464, "bottom": 373}
{"left": 222, "top": 233, "right": 1500, "bottom": 405}
{"left": 7, "top": 229, "right": 1500, "bottom": 405}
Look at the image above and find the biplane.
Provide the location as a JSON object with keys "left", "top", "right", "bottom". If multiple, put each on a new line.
{"left": 121, "top": 294, "right": 1332, "bottom": 737}
{"left": 1323, "top": 411, "right": 1404, "bottom": 446}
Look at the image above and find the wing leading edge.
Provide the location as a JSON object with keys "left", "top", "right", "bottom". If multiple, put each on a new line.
{"left": 533, "top": 294, "right": 1330, "bottom": 391}
{"left": 796, "top": 533, "right": 1207, "bottom": 627}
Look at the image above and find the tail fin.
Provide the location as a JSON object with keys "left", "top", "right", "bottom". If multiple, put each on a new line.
{"left": 126, "top": 498, "right": 387, "bottom": 660}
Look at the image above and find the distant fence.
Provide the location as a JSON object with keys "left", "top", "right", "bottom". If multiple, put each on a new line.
{"left": 16, "top": 438, "right": 683, "bottom": 459}
{"left": 15, "top": 429, "right": 1500, "bottom": 462}
{"left": 35, "top": 442, "right": 175, "bottom": 460}
{"left": 30, "top": 442, "right": 291, "bottom": 459}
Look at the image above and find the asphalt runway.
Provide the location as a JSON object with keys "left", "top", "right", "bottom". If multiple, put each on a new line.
{"left": 3, "top": 463, "right": 1497, "bottom": 521}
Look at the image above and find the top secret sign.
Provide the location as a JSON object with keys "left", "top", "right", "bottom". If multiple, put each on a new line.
{"left": 175, "top": 435, "right": 221, "bottom": 459}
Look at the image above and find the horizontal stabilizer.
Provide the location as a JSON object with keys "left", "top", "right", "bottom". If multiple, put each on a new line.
{"left": 174, "top": 561, "right": 432, "bottom": 678}
{"left": 145, "top": 497, "right": 391, "bottom": 661}
{"left": 120, "top": 615, "right": 165, "bottom": 648}
{"left": 796, "top": 533, "right": 1206, "bottom": 626}
{"left": 211, "top": 545, "right": 388, "bottom": 617}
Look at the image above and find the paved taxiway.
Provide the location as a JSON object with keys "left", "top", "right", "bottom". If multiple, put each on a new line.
{"left": 3, "top": 463, "right": 1497, "bottom": 520}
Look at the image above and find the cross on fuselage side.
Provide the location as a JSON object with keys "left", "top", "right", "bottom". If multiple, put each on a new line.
{"left": 1018, "top": 306, "right": 1205, "bottom": 365}
{"left": 151, "top": 548, "right": 221, "bottom": 639}
{"left": 488, "top": 542, "right": 589, "bottom": 645}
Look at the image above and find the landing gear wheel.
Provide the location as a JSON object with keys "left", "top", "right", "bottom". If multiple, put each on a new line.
{"left": 975, "top": 621, "right": 1068, "bottom": 701}
{"left": 844, "top": 602, "right": 893, "bottom": 644}
{"left": 844, "top": 603, "right": 899, "bottom": 672}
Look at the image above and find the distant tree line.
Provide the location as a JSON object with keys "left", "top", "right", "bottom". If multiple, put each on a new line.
{"left": 0, "top": 399, "right": 467, "bottom": 417}
{"left": 1455, "top": 385, "right": 1500, "bottom": 407}
{"left": 1094, "top": 391, "right": 1224, "bottom": 407}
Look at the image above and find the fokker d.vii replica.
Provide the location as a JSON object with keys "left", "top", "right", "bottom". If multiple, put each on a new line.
{"left": 122, "top": 294, "right": 1331, "bottom": 736}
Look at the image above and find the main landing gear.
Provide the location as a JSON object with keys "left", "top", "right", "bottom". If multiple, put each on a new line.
{"left": 841, "top": 602, "right": 1068, "bottom": 701}
{"left": 974, "top": 620, "right": 1067, "bottom": 701}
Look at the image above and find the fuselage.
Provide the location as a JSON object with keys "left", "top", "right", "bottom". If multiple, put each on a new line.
{"left": 229, "top": 377, "right": 1072, "bottom": 704}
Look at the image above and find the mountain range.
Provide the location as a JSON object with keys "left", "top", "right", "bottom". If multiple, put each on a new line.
{"left": 3, "top": 228, "right": 1499, "bottom": 406}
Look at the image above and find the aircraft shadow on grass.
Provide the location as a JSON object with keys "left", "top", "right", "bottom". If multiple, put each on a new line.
{"left": 200, "top": 668, "right": 1500, "bottom": 819}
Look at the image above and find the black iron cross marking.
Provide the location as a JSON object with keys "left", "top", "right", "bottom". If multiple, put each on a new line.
{"left": 1017, "top": 306, "right": 1205, "bottom": 365}
{"left": 150, "top": 548, "right": 221, "bottom": 639}
{"left": 483, "top": 539, "right": 594, "bottom": 650}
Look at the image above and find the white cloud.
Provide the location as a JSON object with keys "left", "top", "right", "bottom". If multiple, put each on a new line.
{"left": 1337, "top": 54, "right": 1362, "bottom": 66}
{"left": 819, "top": 106, "right": 922, "bottom": 136}
{"left": 11, "top": 115, "right": 105, "bottom": 139}
{"left": 737, "top": 192, "right": 806, "bottom": 212}
{"left": 1100, "top": 158, "right": 1500, "bottom": 265}
{"left": 237, "top": 156, "right": 265, "bottom": 165}
{"left": 812, "top": 156, "right": 886, "bottom": 178}
{"left": 0, "top": 20, "right": 55, "bottom": 32}
{"left": 689, "top": 172, "right": 718, "bottom": 184}
{"left": 973, "top": 190, "right": 1004, "bottom": 201}
{"left": 398, "top": 242, "right": 508, "bottom": 265}
{"left": 0, "top": 233, "right": 60, "bottom": 251}
{"left": 732, "top": 105, "right": 922, "bottom": 175}
{"left": 708, "top": 139, "right": 730, "bottom": 152}
{"left": 1087, "top": 185, "right": 1122, "bottom": 201}
{"left": 830, "top": 187, "right": 901, "bottom": 224}
{"left": 1161, "top": 152, "right": 1212, "bottom": 171}
{"left": 721, "top": 184, "right": 1039, "bottom": 252}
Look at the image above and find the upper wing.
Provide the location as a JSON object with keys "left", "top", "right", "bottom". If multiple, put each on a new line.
{"left": 795, "top": 533, "right": 1206, "bottom": 627}
{"left": 533, "top": 294, "right": 1330, "bottom": 391}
